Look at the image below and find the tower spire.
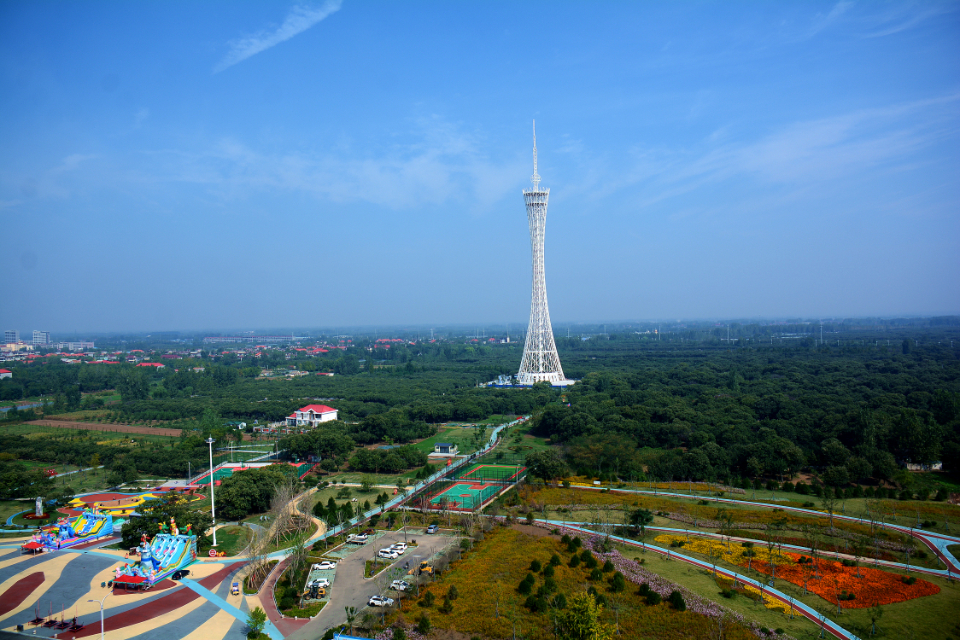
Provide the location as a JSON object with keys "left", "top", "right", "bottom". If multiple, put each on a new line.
{"left": 531, "top": 120, "right": 541, "bottom": 190}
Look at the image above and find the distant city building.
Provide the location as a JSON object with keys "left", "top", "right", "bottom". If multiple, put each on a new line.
{"left": 0, "top": 369, "right": 12, "bottom": 380}
{"left": 58, "top": 341, "right": 94, "bottom": 351}
{"left": 32, "top": 330, "right": 50, "bottom": 346}
{"left": 286, "top": 404, "right": 338, "bottom": 428}
{"left": 203, "top": 335, "right": 308, "bottom": 344}
{"left": 4, "top": 330, "right": 19, "bottom": 344}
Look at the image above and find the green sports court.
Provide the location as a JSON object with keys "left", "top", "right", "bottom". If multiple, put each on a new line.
{"left": 427, "top": 481, "right": 504, "bottom": 510}
{"left": 455, "top": 463, "right": 526, "bottom": 483}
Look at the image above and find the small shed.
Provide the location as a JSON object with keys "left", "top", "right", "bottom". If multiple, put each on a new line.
{"left": 433, "top": 442, "right": 458, "bottom": 455}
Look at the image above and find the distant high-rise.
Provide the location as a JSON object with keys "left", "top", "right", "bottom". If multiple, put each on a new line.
{"left": 517, "top": 122, "right": 573, "bottom": 386}
{"left": 4, "top": 330, "right": 19, "bottom": 344}
{"left": 32, "top": 330, "right": 50, "bottom": 346}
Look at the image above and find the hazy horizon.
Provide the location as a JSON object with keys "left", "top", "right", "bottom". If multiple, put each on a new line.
{"left": 2, "top": 1, "right": 958, "bottom": 333}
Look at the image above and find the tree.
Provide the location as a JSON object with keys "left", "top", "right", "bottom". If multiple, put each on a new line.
{"left": 246, "top": 606, "right": 267, "bottom": 638}
{"left": 628, "top": 508, "right": 654, "bottom": 551}
{"left": 556, "top": 592, "right": 614, "bottom": 640}
{"left": 526, "top": 450, "right": 568, "bottom": 483}
{"left": 344, "top": 606, "right": 357, "bottom": 634}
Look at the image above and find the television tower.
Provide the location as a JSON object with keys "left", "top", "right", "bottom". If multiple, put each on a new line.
{"left": 517, "top": 121, "right": 569, "bottom": 385}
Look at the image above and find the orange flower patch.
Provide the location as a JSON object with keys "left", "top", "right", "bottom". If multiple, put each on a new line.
{"left": 749, "top": 552, "right": 939, "bottom": 608}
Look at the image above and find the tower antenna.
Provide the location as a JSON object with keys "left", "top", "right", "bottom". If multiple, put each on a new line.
{"left": 531, "top": 120, "right": 541, "bottom": 190}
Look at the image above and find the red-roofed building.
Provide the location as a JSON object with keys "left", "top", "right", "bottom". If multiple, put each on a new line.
{"left": 286, "top": 404, "right": 338, "bottom": 428}
{"left": 136, "top": 362, "right": 165, "bottom": 369}
{"left": 0, "top": 369, "right": 11, "bottom": 380}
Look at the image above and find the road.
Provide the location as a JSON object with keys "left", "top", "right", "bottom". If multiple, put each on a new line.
{"left": 285, "top": 529, "right": 456, "bottom": 640}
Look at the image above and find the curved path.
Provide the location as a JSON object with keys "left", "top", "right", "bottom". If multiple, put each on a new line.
{"left": 574, "top": 485, "right": 960, "bottom": 573}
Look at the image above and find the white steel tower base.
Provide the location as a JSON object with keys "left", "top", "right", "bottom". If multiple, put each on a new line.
{"left": 517, "top": 122, "right": 574, "bottom": 387}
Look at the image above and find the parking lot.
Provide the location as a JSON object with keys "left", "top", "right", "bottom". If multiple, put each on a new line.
{"left": 286, "top": 527, "right": 458, "bottom": 640}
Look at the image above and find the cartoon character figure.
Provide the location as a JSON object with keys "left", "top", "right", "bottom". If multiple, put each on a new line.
{"left": 170, "top": 518, "right": 178, "bottom": 536}
{"left": 184, "top": 523, "right": 192, "bottom": 535}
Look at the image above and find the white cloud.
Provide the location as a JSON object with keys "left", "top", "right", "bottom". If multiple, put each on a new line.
{"left": 214, "top": 0, "right": 342, "bottom": 73}
{"left": 136, "top": 118, "right": 525, "bottom": 213}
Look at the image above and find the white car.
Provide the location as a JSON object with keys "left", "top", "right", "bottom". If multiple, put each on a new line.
{"left": 390, "top": 543, "right": 407, "bottom": 553}
{"left": 312, "top": 561, "right": 337, "bottom": 570}
{"left": 348, "top": 533, "right": 369, "bottom": 544}
{"left": 368, "top": 595, "right": 395, "bottom": 607}
{"left": 378, "top": 549, "right": 399, "bottom": 559}
{"left": 309, "top": 578, "right": 330, "bottom": 588}
{"left": 390, "top": 579, "right": 411, "bottom": 591}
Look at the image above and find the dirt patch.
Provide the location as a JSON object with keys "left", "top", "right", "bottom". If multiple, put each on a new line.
{"left": 510, "top": 523, "right": 555, "bottom": 539}
{"left": 24, "top": 420, "right": 183, "bottom": 437}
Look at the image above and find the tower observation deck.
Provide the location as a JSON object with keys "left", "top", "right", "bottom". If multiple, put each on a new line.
{"left": 517, "top": 122, "right": 574, "bottom": 386}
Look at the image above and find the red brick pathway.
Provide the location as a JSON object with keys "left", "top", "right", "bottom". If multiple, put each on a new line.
{"left": 0, "top": 572, "right": 44, "bottom": 617}
{"left": 261, "top": 556, "right": 310, "bottom": 636}
{"left": 71, "top": 564, "right": 237, "bottom": 637}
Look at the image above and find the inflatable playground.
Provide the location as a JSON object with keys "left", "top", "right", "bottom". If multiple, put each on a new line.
{"left": 425, "top": 463, "right": 526, "bottom": 511}
{"left": 59, "top": 488, "right": 202, "bottom": 518}
{"left": 113, "top": 518, "right": 197, "bottom": 589}
{"left": 21, "top": 507, "right": 113, "bottom": 552}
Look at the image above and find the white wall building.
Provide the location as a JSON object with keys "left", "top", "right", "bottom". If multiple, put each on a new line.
{"left": 286, "top": 404, "right": 338, "bottom": 428}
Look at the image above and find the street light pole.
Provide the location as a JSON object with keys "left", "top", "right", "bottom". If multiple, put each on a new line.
{"left": 206, "top": 437, "right": 218, "bottom": 547}
{"left": 88, "top": 594, "right": 108, "bottom": 640}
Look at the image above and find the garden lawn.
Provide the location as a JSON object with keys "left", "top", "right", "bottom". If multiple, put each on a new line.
{"left": 215, "top": 525, "right": 252, "bottom": 556}
{"left": 409, "top": 526, "right": 758, "bottom": 640}
{"left": 411, "top": 426, "right": 482, "bottom": 456}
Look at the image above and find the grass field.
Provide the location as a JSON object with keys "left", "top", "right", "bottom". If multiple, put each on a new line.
{"left": 411, "top": 426, "right": 485, "bottom": 456}
{"left": 0, "top": 422, "right": 178, "bottom": 445}
{"left": 215, "top": 525, "right": 252, "bottom": 556}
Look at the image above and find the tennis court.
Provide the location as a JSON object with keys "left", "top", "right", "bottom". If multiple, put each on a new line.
{"left": 427, "top": 481, "right": 504, "bottom": 510}
{"left": 456, "top": 463, "right": 525, "bottom": 483}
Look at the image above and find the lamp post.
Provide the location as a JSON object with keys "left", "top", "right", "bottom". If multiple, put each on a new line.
{"left": 88, "top": 594, "right": 108, "bottom": 640}
{"left": 206, "top": 437, "right": 217, "bottom": 547}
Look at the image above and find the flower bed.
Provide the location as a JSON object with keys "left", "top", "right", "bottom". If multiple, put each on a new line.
{"left": 654, "top": 533, "right": 940, "bottom": 608}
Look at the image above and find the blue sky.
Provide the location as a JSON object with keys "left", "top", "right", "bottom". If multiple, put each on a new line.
{"left": 1, "top": 1, "right": 958, "bottom": 333}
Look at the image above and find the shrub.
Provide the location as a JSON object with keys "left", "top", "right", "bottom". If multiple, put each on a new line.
{"left": 549, "top": 554, "right": 561, "bottom": 566}
{"left": 530, "top": 559, "right": 542, "bottom": 572}
{"left": 584, "top": 556, "right": 598, "bottom": 570}
{"left": 610, "top": 572, "right": 626, "bottom": 593}
{"left": 572, "top": 537, "right": 582, "bottom": 549}
{"left": 551, "top": 593, "right": 567, "bottom": 609}
{"left": 417, "top": 614, "right": 431, "bottom": 634}
{"left": 638, "top": 582, "right": 650, "bottom": 596}
{"left": 447, "top": 585, "right": 459, "bottom": 600}
{"left": 589, "top": 568, "right": 603, "bottom": 581}
{"left": 601, "top": 560, "right": 614, "bottom": 573}
{"left": 420, "top": 591, "right": 435, "bottom": 607}
{"left": 439, "top": 596, "right": 454, "bottom": 614}
{"left": 646, "top": 591, "right": 662, "bottom": 605}
{"left": 569, "top": 555, "right": 581, "bottom": 568}
{"left": 392, "top": 627, "right": 406, "bottom": 640}
{"left": 560, "top": 534, "right": 571, "bottom": 546}
{"left": 668, "top": 590, "right": 686, "bottom": 611}
{"left": 542, "top": 565, "right": 555, "bottom": 578}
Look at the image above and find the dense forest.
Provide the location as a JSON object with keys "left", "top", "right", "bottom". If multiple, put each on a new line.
{"left": 1, "top": 318, "right": 958, "bottom": 498}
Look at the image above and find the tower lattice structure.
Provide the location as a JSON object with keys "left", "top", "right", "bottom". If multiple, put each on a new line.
{"left": 518, "top": 122, "right": 566, "bottom": 385}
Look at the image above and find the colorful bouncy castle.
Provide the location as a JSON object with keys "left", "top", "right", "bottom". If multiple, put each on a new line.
{"left": 22, "top": 507, "right": 113, "bottom": 552}
{"left": 113, "top": 519, "right": 198, "bottom": 588}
